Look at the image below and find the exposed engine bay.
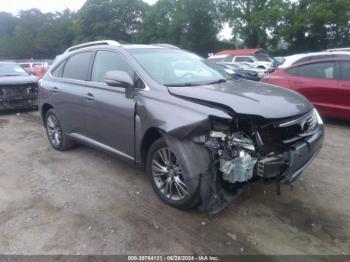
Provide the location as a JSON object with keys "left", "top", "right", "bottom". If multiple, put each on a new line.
{"left": 171, "top": 108, "right": 325, "bottom": 214}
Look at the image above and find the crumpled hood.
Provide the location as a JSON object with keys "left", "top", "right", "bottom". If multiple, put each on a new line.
{"left": 168, "top": 79, "right": 313, "bottom": 119}
{"left": 0, "top": 75, "right": 38, "bottom": 86}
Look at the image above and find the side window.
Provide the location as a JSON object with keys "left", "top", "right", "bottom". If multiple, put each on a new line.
{"left": 91, "top": 51, "right": 135, "bottom": 84}
{"left": 309, "top": 55, "right": 331, "bottom": 61}
{"left": 335, "top": 54, "right": 350, "bottom": 59}
{"left": 340, "top": 61, "right": 350, "bottom": 81}
{"left": 293, "top": 56, "right": 311, "bottom": 65}
{"left": 51, "top": 62, "right": 65, "bottom": 77}
{"left": 297, "top": 62, "right": 335, "bottom": 79}
{"left": 235, "top": 57, "right": 253, "bottom": 62}
{"left": 286, "top": 67, "right": 299, "bottom": 76}
{"left": 62, "top": 52, "right": 92, "bottom": 80}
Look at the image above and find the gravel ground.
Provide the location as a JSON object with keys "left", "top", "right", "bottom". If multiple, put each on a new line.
{"left": 0, "top": 111, "right": 349, "bottom": 255}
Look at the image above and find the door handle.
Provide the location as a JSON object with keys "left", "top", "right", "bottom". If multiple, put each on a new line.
{"left": 84, "top": 92, "right": 94, "bottom": 102}
{"left": 52, "top": 87, "right": 59, "bottom": 94}
{"left": 342, "top": 84, "right": 350, "bottom": 88}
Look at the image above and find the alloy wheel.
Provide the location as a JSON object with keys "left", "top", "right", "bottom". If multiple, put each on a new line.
{"left": 151, "top": 147, "right": 188, "bottom": 201}
{"left": 46, "top": 114, "right": 62, "bottom": 147}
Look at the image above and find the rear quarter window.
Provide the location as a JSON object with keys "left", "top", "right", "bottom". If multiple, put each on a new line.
{"left": 51, "top": 62, "right": 65, "bottom": 77}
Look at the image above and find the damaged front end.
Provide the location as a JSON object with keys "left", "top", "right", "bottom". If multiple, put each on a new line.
{"left": 0, "top": 83, "right": 38, "bottom": 110}
{"left": 167, "top": 108, "right": 324, "bottom": 215}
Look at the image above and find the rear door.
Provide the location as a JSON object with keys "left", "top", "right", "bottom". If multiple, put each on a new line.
{"left": 83, "top": 50, "right": 137, "bottom": 160}
{"left": 337, "top": 61, "right": 350, "bottom": 118}
{"left": 287, "top": 61, "right": 338, "bottom": 115}
{"left": 47, "top": 51, "right": 93, "bottom": 134}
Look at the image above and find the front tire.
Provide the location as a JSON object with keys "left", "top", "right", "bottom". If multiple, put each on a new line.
{"left": 146, "top": 137, "right": 200, "bottom": 210}
{"left": 45, "top": 109, "right": 74, "bottom": 151}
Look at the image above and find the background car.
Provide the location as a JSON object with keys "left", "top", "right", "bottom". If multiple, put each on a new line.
{"left": 18, "top": 61, "right": 52, "bottom": 78}
{"left": 237, "top": 62, "right": 268, "bottom": 77}
{"left": 208, "top": 54, "right": 275, "bottom": 71}
{"left": 0, "top": 62, "right": 38, "bottom": 110}
{"left": 216, "top": 62, "right": 261, "bottom": 81}
{"left": 278, "top": 51, "right": 350, "bottom": 68}
{"left": 214, "top": 48, "right": 276, "bottom": 70}
{"left": 262, "top": 58, "right": 350, "bottom": 120}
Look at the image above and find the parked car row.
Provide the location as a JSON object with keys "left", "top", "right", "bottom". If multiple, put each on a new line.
{"left": 18, "top": 60, "right": 53, "bottom": 79}
{"left": 207, "top": 48, "right": 350, "bottom": 121}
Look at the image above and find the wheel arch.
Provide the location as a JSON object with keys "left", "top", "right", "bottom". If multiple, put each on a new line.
{"left": 41, "top": 103, "right": 54, "bottom": 125}
{"left": 140, "top": 127, "right": 165, "bottom": 165}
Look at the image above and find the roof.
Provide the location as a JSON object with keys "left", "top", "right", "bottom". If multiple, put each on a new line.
{"left": 327, "top": 47, "right": 350, "bottom": 52}
{"left": 215, "top": 48, "right": 266, "bottom": 56}
{"left": 286, "top": 57, "right": 350, "bottom": 68}
{"left": 279, "top": 51, "right": 350, "bottom": 68}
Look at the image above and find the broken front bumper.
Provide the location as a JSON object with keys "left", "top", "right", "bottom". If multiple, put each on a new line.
{"left": 258, "top": 125, "right": 325, "bottom": 183}
{"left": 0, "top": 94, "right": 38, "bottom": 110}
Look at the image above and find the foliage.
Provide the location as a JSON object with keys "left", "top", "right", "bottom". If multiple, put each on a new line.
{"left": 0, "top": 0, "right": 349, "bottom": 59}
{"left": 78, "top": 0, "right": 150, "bottom": 43}
{"left": 136, "top": 0, "right": 226, "bottom": 56}
{"left": 218, "top": 0, "right": 288, "bottom": 49}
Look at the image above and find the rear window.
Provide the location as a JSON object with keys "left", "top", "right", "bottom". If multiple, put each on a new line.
{"left": 62, "top": 52, "right": 92, "bottom": 80}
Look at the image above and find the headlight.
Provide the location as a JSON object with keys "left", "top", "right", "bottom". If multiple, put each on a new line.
{"left": 314, "top": 108, "right": 323, "bottom": 125}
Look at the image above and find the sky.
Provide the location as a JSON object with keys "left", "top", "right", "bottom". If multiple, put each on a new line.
{"left": 0, "top": 0, "right": 231, "bottom": 39}
{"left": 0, "top": 0, "right": 158, "bottom": 14}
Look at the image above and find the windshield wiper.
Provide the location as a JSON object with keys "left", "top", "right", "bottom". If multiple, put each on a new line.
{"left": 0, "top": 74, "right": 23, "bottom": 77}
{"left": 203, "top": 79, "right": 227, "bottom": 85}
{"left": 165, "top": 79, "right": 227, "bottom": 87}
{"left": 164, "top": 82, "right": 201, "bottom": 87}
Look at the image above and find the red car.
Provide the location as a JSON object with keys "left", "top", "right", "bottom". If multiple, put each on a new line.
{"left": 262, "top": 58, "right": 350, "bottom": 120}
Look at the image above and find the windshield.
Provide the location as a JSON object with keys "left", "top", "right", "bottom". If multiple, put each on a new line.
{"left": 0, "top": 64, "right": 29, "bottom": 77}
{"left": 129, "top": 49, "right": 230, "bottom": 86}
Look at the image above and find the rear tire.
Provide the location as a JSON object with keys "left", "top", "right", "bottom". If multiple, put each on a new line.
{"left": 45, "top": 109, "right": 74, "bottom": 151}
{"left": 146, "top": 137, "right": 200, "bottom": 210}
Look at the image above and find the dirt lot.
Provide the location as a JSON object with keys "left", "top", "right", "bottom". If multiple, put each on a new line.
{"left": 0, "top": 111, "right": 349, "bottom": 255}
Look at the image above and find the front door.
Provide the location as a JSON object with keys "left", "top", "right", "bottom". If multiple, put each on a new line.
{"left": 83, "top": 50, "right": 136, "bottom": 160}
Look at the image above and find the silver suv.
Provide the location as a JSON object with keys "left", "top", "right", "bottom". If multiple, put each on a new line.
{"left": 39, "top": 40, "right": 324, "bottom": 214}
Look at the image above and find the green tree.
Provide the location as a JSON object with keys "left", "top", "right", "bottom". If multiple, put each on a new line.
{"left": 218, "top": 0, "right": 287, "bottom": 49}
{"left": 78, "top": 0, "right": 150, "bottom": 42}
{"left": 137, "top": 0, "right": 224, "bottom": 56}
{"left": 276, "top": 0, "right": 350, "bottom": 53}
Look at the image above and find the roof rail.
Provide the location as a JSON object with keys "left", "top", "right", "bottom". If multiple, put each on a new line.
{"left": 154, "top": 43, "right": 181, "bottom": 50}
{"left": 64, "top": 40, "right": 122, "bottom": 53}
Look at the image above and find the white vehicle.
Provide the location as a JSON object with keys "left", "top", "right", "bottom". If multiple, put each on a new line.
{"left": 238, "top": 62, "right": 268, "bottom": 78}
{"left": 208, "top": 54, "right": 274, "bottom": 71}
{"left": 279, "top": 51, "right": 350, "bottom": 68}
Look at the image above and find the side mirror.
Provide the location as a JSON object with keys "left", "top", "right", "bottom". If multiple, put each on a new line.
{"left": 105, "top": 71, "right": 134, "bottom": 88}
